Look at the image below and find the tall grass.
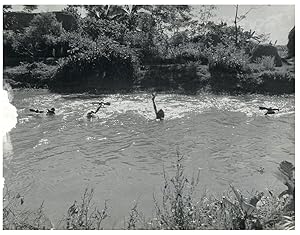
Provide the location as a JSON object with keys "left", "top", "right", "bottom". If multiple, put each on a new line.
{"left": 3, "top": 155, "right": 295, "bottom": 230}
{"left": 57, "top": 188, "right": 108, "bottom": 230}
{"left": 3, "top": 184, "right": 53, "bottom": 229}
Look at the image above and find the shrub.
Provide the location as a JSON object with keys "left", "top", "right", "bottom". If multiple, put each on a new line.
{"left": 10, "top": 12, "right": 64, "bottom": 58}
{"left": 255, "top": 56, "right": 275, "bottom": 71}
{"left": 251, "top": 44, "right": 282, "bottom": 67}
{"left": 167, "top": 43, "right": 208, "bottom": 64}
{"left": 206, "top": 43, "right": 250, "bottom": 73}
{"left": 53, "top": 33, "right": 139, "bottom": 87}
{"left": 3, "top": 62, "right": 58, "bottom": 88}
{"left": 3, "top": 185, "right": 53, "bottom": 230}
{"left": 150, "top": 152, "right": 202, "bottom": 229}
{"left": 3, "top": 160, "right": 295, "bottom": 230}
{"left": 258, "top": 69, "right": 294, "bottom": 83}
{"left": 81, "top": 17, "right": 126, "bottom": 42}
{"left": 57, "top": 188, "right": 108, "bottom": 230}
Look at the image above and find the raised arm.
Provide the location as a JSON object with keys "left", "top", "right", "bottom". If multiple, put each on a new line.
{"left": 152, "top": 94, "right": 158, "bottom": 115}
{"left": 94, "top": 105, "right": 102, "bottom": 114}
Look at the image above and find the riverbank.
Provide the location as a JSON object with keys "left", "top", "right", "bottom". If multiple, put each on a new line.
{"left": 3, "top": 59, "right": 295, "bottom": 95}
{"left": 3, "top": 156, "right": 295, "bottom": 230}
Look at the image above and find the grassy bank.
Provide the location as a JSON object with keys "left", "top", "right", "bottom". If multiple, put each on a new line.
{"left": 3, "top": 154, "right": 295, "bottom": 230}
{"left": 3, "top": 58, "right": 295, "bottom": 95}
{"left": 3, "top": 62, "right": 58, "bottom": 89}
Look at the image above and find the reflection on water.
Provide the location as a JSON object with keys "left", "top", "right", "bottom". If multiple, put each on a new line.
{"left": 4, "top": 89, "right": 295, "bottom": 228}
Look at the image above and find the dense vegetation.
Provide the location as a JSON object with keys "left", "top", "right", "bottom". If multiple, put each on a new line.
{"left": 3, "top": 154, "right": 295, "bottom": 230}
{"left": 3, "top": 5, "right": 295, "bottom": 93}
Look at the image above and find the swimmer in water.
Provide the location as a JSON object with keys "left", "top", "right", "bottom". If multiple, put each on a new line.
{"left": 29, "top": 107, "right": 55, "bottom": 115}
{"left": 46, "top": 108, "right": 55, "bottom": 115}
{"left": 259, "top": 106, "right": 279, "bottom": 115}
{"left": 86, "top": 106, "right": 102, "bottom": 119}
{"left": 152, "top": 93, "right": 164, "bottom": 120}
{"left": 29, "top": 108, "right": 44, "bottom": 113}
{"left": 86, "top": 102, "right": 110, "bottom": 119}
{"left": 99, "top": 101, "right": 111, "bottom": 106}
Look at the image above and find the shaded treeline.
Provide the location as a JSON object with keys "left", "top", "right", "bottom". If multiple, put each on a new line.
{"left": 3, "top": 5, "right": 295, "bottom": 94}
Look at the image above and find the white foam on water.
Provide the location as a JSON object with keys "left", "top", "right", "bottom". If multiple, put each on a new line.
{"left": 1, "top": 87, "right": 18, "bottom": 190}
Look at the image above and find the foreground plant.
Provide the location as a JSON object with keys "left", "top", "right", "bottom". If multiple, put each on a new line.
{"left": 3, "top": 185, "right": 53, "bottom": 230}
{"left": 3, "top": 159, "right": 294, "bottom": 230}
{"left": 58, "top": 188, "right": 108, "bottom": 230}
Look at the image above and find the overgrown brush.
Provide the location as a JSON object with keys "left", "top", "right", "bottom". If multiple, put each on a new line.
{"left": 255, "top": 56, "right": 275, "bottom": 71}
{"left": 3, "top": 62, "right": 58, "bottom": 88}
{"left": 57, "top": 188, "right": 108, "bottom": 230}
{"left": 3, "top": 157, "right": 295, "bottom": 230}
{"left": 150, "top": 153, "right": 201, "bottom": 229}
{"left": 205, "top": 43, "right": 250, "bottom": 74}
{"left": 3, "top": 185, "right": 53, "bottom": 229}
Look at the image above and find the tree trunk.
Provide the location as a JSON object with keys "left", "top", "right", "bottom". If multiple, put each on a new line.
{"left": 234, "top": 5, "right": 239, "bottom": 46}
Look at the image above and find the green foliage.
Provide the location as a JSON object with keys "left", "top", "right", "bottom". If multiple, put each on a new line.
{"left": 150, "top": 153, "right": 201, "bottom": 229}
{"left": 191, "top": 21, "right": 266, "bottom": 51}
{"left": 167, "top": 42, "right": 207, "bottom": 63}
{"left": 54, "top": 32, "right": 139, "bottom": 85}
{"left": 206, "top": 43, "right": 250, "bottom": 73}
{"left": 3, "top": 159, "right": 295, "bottom": 230}
{"left": 10, "top": 12, "right": 64, "bottom": 58}
{"left": 169, "top": 32, "right": 189, "bottom": 47}
{"left": 81, "top": 17, "right": 127, "bottom": 42}
{"left": 23, "top": 5, "right": 38, "bottom": 13}
{"left": 255, "top": 56, "right": 275, "bottom": 71}
{"left": 3, "top": 5, "right": 12, "bottom": 12}
{"left": 58, "top": 188, "right": 108, "bottom": 230}
{"left": 3, "top": 185, "right": 53, "bottom": 230}
{"left": 258, "top": 69, "right": 294, "bottom": 82}
{"left": 3, "top": 62, "right": 58, "bottom": 88}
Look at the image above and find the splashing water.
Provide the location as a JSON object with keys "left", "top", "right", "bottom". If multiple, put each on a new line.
{"left": 1, "top": 86, "right": 18, "bottom": 191}
{"left": 3, "top": 89, "right": 295, "bottom": 228}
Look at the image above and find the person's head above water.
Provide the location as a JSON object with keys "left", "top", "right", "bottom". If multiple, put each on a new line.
{"left": 86, "top": 111, "right": 95, "bottom": 118}
{"left": 47, "top": 108, "right": 55, "bottom": 115}
{"left": 259, "top": 106, "right": 279, "bottom": 115}
{"left": 100, "top": 102, "right": 111, "bottom": 105}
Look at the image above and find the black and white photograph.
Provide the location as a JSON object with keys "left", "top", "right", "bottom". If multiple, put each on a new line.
{"left": 1, "top": 1, "right": 296, "bottom": 230}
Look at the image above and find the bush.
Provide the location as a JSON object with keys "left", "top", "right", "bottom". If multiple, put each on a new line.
{"left": 238, "top": 68, "right": 295, "bottom": 94}
{"left": 3, "top": 62, "right": 58, "bottom": 88}
{"left": 10, "top": 12, "right": 64, "bottom": 58}
{"left": 51, "top": 33, "right": 139, "bottom": 92}
{"left": 251, "top": 44, "right": 282, "bottom": 67}
{"left": 255, "top": 56, "right": 275, "bottom": 71}
{"left": 81, "top": 17, "right": 126, "bottom": 42}
{"left": 57, "top": 188, "right": 108, "bottom": 230}
{"left": 206, "top": 43, "right": 250, "bottom": 73}
{"left": 166, "top": 43, "right": 208, "bottom": 64}
{"left": 3, "top": 185, "right": 53, "bottom": 230}
{"left": 151, "top": 153, "right": 201, "bottom": 229}
{"left": 3, "top": 159, "right": 295, "bottom": 230}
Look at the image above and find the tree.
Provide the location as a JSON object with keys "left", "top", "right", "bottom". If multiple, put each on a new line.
{"left": 233, "top": 5, "right": 269, "bottom": 46}
{"left": 11, "top": 12, "right": 64, "bottom": 58}
{"left": 3, "top": 5, "right": 12, "bottom": 13}
{"left": 23, "top": 5, "right": 38, "bottom": 13}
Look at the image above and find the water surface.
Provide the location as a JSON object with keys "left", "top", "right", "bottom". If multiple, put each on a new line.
{"left": 4, "top": 89, "right": 295, "bottom": 228}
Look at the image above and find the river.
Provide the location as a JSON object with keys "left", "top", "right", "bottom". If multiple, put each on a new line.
{"left": 3, "top": 89, "right": 295, "bottom": 228}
